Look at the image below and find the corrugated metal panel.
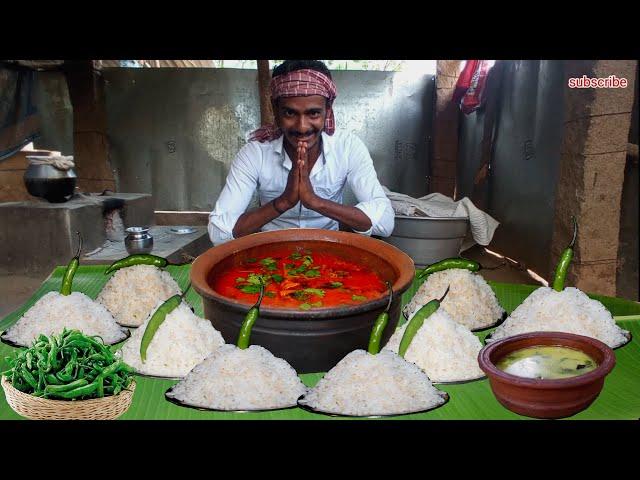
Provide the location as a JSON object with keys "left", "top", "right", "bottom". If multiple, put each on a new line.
{"left": 30, "top": 68, "right": 433, "bottom": 211}
{"left": 458, "top": 60, "right": 566, "bottom": 276}
{"left": 94, "top": 60, "right": 215, "bottom": 69}
{"left": 101, "top": 68, "right": 433, "bottom": 211}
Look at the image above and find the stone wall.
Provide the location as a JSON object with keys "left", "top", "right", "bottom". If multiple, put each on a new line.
{"left": 550, "top": 60, "right": 637, "bottom": 296}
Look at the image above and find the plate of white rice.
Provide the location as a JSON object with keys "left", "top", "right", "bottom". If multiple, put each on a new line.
{"left": 485, "top": 287, "right": 631, "bottom": 349}
{"left": 165, "top": 344, "right": 307, "bottom": 412}
{"left": 297, "top": 349, "right": 449, "bottom": 417}
{"left": 403, "top": 269, "right": 505, "bottom": 331}
{"left": 1, "top": 291, "right": 130, "bottom": 347}
{"left": 383, "top": 309, "right": 486, "bottom": 384}
{"left": 97, "top": 265, "right": 182, "bottom": 328}
{"left": 117, "top": 302, "right": 225, "bottom": 379}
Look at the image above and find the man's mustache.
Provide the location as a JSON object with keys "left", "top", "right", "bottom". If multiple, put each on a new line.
{"left": 289, "top": 130, "right": 318, "bottom": 138}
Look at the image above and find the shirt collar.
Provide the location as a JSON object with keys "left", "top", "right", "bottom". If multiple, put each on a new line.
{"left": 273, "top": 134, "right": 285, "bottom": 155}
{"left": 320, "top": 131, "right": 334, "bottom": 163}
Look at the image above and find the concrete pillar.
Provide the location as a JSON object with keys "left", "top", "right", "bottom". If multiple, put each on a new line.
{"left": 550, "top": 60, "right": 637, "bottom": 296}
{"left": 431, "top": 60, "right": 462, "bottom": 197}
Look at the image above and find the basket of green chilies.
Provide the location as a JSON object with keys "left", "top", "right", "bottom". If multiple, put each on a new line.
{"left": 1, "top": 329, "right": 136, "bottom": 420}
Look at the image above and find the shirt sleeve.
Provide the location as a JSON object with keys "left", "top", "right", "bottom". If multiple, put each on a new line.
{"left": 208, "top": 144, "right": 261, "bottom": 245}
{"left": 345, "top": 135, "right": 395, "bottom": 237}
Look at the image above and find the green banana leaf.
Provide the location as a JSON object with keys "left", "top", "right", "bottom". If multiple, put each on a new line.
{"left": 1, "top": 265, "right": 638, "bottom": 420}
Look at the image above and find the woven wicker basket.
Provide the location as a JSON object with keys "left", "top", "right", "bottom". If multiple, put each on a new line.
{"left": 1, "top": 376, "right": 136, "bottom": 420}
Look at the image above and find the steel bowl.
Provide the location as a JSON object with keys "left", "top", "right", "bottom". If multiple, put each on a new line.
{"left": 383, "top": 215, "right": 469, "bottom": 269}
{"left": 190, "top": 229, "right": 415, "bottom": 373}
{"left": 125, "top": 227, "right": 154, "bottom": 255}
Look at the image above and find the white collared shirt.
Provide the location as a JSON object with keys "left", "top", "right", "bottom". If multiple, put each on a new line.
{"left": 208, "top": 129, "right": 395, "bottom": 245}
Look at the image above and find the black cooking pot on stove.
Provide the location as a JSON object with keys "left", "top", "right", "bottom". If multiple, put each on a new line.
{"left": 24, "top": 161, "right": 77, "bottom": 203}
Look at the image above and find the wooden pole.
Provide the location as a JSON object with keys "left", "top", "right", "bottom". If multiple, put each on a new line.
{"left": 257, "top": 60, "right": 274, "bottom": 126}
{"left": 62, "top": 60, "right": 115, "bottom": 193}
{"left": 431, "top": 60, "right": 462, "bottom": 197}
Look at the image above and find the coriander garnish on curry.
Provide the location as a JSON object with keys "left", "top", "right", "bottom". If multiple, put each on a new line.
{"left": 210, "top": 247, "right": 387, "bottom": 310}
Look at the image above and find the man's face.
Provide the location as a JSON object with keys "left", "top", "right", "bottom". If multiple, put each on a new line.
{"left": 275, "top": 95, "right": 329, "bottom": 152}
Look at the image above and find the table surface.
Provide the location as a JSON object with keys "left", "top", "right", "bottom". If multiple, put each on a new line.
{"left": 81, "top": 226, "right": 208, "bottom": 264}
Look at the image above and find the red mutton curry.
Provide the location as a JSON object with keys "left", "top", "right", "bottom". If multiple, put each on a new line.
{"left": 210, "top": 246, "right": 387, "bottom": 310}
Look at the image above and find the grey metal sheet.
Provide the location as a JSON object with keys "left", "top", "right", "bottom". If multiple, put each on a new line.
{"left": 102, "top": 68, "right": 433, "bottom": 211}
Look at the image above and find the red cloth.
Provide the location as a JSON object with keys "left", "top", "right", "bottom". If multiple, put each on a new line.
{"left": 453, "top": 60, "right": 492, "bottom": 114}
{"left": 250, "top": 69, "right": 337, "bottom": 142}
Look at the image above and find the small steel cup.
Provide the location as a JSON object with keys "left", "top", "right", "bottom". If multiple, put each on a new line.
{"left": 125, "top": 227, "right": 153, "bottom": 255}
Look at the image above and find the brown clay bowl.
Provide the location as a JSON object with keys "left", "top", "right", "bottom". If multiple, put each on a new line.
{"left": 478, "top": 331, "right": 616, "bottom": 419}
{"left": 190, "top": 229, "right": 415, "bottom": 373}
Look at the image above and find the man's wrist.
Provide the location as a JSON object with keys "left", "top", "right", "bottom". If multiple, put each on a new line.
{"left": 272, "top": 198, "right": 287, "bottom": 215}
{"left": 305, "top": 194, "right": 325, "bottom": 212}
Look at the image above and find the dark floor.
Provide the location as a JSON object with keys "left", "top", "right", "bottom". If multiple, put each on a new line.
{"left": 463, "top": 244, "right": 546, "bottom": 286}
{"left": 0, "top": 272, "right": 49, "bottom": 319}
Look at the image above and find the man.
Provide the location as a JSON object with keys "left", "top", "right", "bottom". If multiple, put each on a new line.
{"left": 208, "top": 60, "right": 394, "bottom": 245}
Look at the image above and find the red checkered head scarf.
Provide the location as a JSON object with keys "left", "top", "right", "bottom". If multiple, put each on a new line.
{"left": 249, "top": 68, "right": 338, "bottom": 142}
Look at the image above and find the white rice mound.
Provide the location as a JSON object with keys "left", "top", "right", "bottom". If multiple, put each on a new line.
{"left": 3, "top": 291, "right": 129, "bottom": 346}
{"left": 118, "top": 302, "right": 225, "bottom": 378}
{"left": 487, "top": 287, "right": 629, "bottom": 349}
{"left": 166, "top": 344, "right": 307, "bottom": 411}
{"left": 96, "top": 264, "right": 181, "bottom": 327}
{"left": 404, "top": 269, "right": 505, "bottom": 330}
{"left": 383, "top": 309, "right": 485, "bottom": 383}
{"left": 298, "top": 349, "right": 447, "bottom": 416}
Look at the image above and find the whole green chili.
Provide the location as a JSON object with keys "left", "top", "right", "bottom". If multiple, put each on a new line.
{"left": 139, "top": 287, "right": 188, "bottom": 362}
{"left": 55, "top": 370, "right": 74, "bottom": 383}
{"left": 237, "top": 282, "right": 265, "bottom": 350}
{"left": 45, "top": 374, "right": 61, "bottom": 385}
{"left": 20, "top": 367, "right": 38, "bottom": 390}
{"left": 37, "top": 370, "right": 45, "bottom": 391}
{"left": 96, "top": 361, "right": 127, "bottom": 379}
{"left": 552, "top": 216, "right": 578, "bottom": 292}
{"left": 367, "top": 282, "right": 393, "bottom": 355}
{"left": 105, "top": 254, "right": 172, "bottom": 275}
{"left": 48, "top": 336, "right": 59, "bottom": 371}
{"left": 45, "top": 378, "right": 89, "bottom": 393}
{"left": 4, "top": 329, "right": 133, "bottom": 400}
{"left": 63, "top": 339, "right": 93, "bottom": 350}
{"left": 417, "top": 257, "right": 481, "bottom": 280}
{"left": 96, "top": 376, "right": 104, "bottom": 398}
{"left": 60, "top": 231, "right": 82, "bottom": 295}
{"left": 398, "top": 286, "right": 450, "bottom": 358}
{"left": 48, "top": 381, "right": 98, "bottom": 399}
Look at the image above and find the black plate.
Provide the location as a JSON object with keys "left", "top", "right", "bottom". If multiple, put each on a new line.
{"left": 112, "top": 351, "right": 184, "bottom": 380}
{"left": 483, "top": 330, "right": 633, "bottom": 350}
{"left": 0, "top": 334, "right": 24, "bottom": 348}
{"left": 434, "top": 374, "right": 487, "bottom": 385}
{"left": 401, "top": 309, "right": 507, "bottom": 333}
{"left": 164, "top": 386, "right": 300, "bottom": 413}
{"left": 135, "top": 372, "right": 182, "bottom": 381}
{"left": 0, "top": 328, "right": 131, "bottom": 348}
{"left": 296, "top": 391, "right": 449, "bottom": 418}
{"left": 116, "top": 321, "right": 141, "bottom": 328}
{"left": 471, "top": 311, "right": 508, "bottom": 332}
